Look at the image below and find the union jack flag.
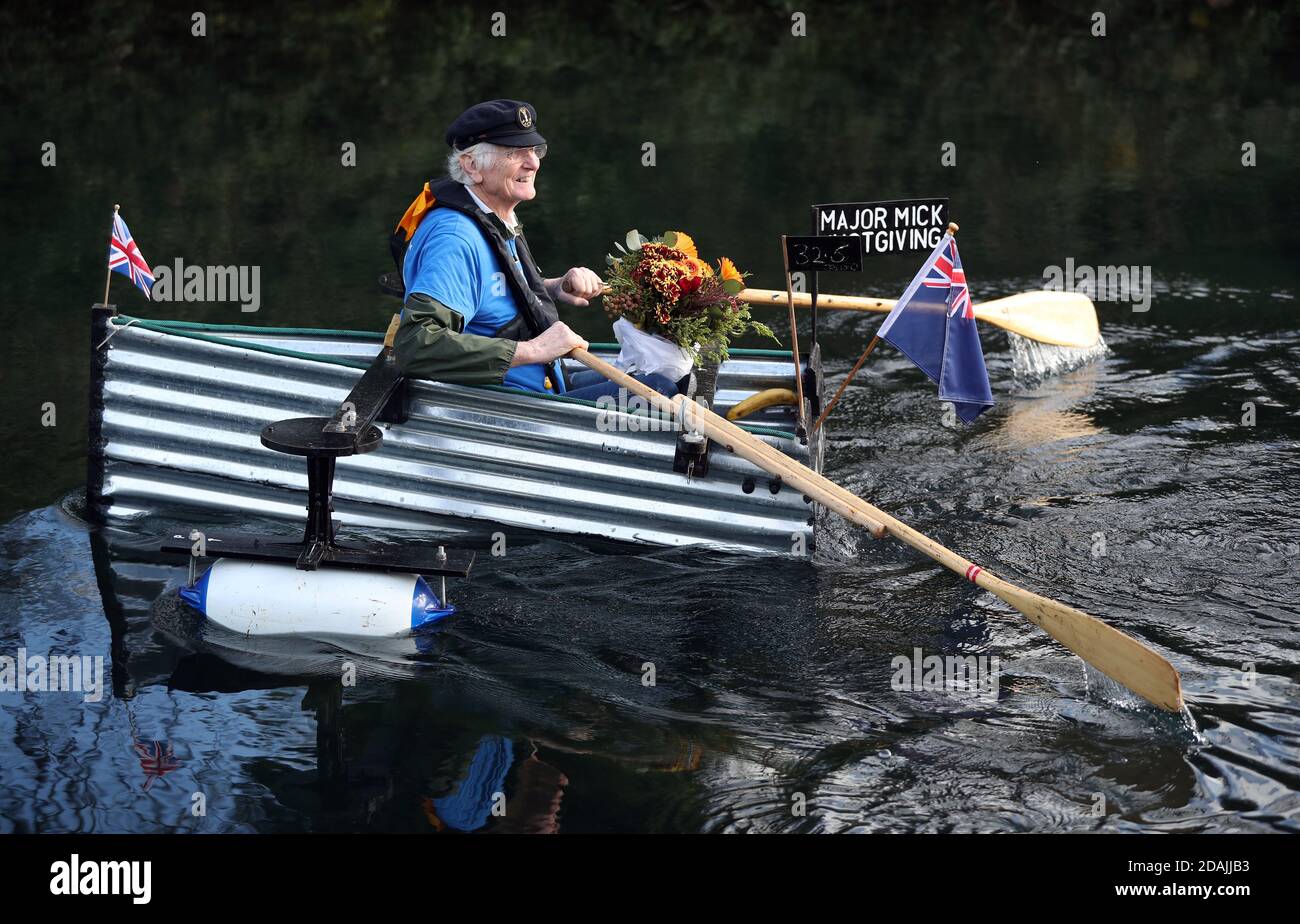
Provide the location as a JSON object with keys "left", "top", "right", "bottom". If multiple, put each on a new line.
{"left": 108, "top": 211, "right": 155, "bottom": 298}
{"left": 922, "top": 237, "right": 971, "bottom": 319}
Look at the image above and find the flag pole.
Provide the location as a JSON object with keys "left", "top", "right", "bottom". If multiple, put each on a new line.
{"left": 812, "top": 334, "right": 881, "bottom": 435}
{"left": 812, "top": 222, "right": 960, "bottom": 435}
{"left": 101, "top": 204, "right": 120, "bottom": 307}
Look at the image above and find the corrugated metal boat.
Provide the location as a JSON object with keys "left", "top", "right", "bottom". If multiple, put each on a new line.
{"left": 86, "top": 307, "right": 824, "bottom": 555}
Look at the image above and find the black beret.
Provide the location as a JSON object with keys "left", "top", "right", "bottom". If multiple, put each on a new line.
{"left": 446, "top": 99, "right": 546, "bottom": 150}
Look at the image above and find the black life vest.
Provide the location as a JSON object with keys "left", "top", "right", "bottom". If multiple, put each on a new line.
{"left": 390, "top": 177, "right": 560, "bottom": 343}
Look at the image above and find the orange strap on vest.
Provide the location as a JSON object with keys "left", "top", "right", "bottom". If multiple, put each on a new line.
{"left": 395, "top": 182, "right": 438, "bottom": 243}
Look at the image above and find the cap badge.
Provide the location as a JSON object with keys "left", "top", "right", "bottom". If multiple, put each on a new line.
{"left": 517, "top": 107, "right": 533, "bottom": 129}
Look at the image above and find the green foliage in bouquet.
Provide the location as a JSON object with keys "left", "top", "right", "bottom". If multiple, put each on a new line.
{"left": 602, "top": 229, "right": 778, "bottom": 365}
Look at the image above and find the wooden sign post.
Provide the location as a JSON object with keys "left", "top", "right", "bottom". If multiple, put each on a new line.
{"left": 781, "top": 234, "right": 864, "bottom": 436}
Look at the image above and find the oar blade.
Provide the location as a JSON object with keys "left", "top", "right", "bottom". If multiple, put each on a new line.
{"left": 972, "top": 291, "right": 1099, "bottom": 349}
{"left": 741, "top": 287, "right": 1100, "bottom": 348}
{"left": 983, "top": 575, "right": 1184, "bottom": 711}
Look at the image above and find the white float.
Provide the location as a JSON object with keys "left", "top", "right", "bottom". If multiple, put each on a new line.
{"left": 179, "top": 559, "right": 454, "bottom": 637}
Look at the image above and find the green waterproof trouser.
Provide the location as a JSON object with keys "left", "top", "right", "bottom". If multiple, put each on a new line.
{"left": 392, "top": 294, "right": 518, "bottom": 386}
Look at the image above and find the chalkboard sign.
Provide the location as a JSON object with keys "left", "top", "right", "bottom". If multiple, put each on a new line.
{"left": 783, "top": 235, "right": 864, "bottom": 272}
{"left": 811, "top": 199, "right": 949, "bottom": 255}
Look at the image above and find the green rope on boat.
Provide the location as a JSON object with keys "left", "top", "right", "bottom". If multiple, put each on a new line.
{"left": 109, "top": 315, "right": 800, "bottom": 441}
{"left": 112, "top": 315, "right": 374, "bottom": 368}
{"left": 112, "top": 316, "right": 385, "bottom": 339}
{"left": 110, "top": 318, "right": 793, "bottom": 358}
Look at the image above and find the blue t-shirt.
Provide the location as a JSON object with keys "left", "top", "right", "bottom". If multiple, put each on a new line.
{"left": 402, "top": 208, "right": 563, "bottom": 394}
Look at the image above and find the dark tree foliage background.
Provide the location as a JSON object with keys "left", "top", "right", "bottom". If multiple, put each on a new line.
{"left": 0, "top": 0, "right": 1296, "bottom": 514}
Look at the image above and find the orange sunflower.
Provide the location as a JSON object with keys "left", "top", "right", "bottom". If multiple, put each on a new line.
{"left": 667, "top": 231, "right": 698, "bottom": 259}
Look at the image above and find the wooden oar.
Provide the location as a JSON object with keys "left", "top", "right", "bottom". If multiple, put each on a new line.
{"left": 741, "top": 288, "right": 1100, "bottom": 349}
{"left": 570, "top": 347, "right": 1184, "bottom": 713}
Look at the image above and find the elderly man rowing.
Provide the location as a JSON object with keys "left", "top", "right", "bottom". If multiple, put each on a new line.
{"left": 389, "top": 99, "right": 678, "bottom": 401}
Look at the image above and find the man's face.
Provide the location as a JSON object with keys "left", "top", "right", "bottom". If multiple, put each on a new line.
{"left": 469, "top": 145, "right": 541, "bottom": 208}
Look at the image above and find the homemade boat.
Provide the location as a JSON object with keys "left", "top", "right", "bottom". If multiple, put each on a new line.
{"left": 86, "top": 307, "right": 824, "bottom": 557}
{"left": 83, "top": 284, "right": 1184, "bottom": 713}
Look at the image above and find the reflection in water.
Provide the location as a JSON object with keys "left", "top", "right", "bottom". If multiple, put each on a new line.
{"left": 424, "top": 736, "right": 513, "bottom": 833}
{"left": 131, "top": 739, "right": 181, "bottom": 792}
{"left": 166, "top": 652, "right": 553, "bottom": 833}
{"left": 87, "top": 522, "right": 721, "bottom": 833}
{"left": 993, "top": 359, "right": 1104, "bottom": 453}
{"left": 122, "top": 689, "right": 184, "bottom": 792}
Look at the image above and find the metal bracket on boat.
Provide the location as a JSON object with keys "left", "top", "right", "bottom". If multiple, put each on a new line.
{"left": 804, "top": 340, "right": 823, "bottom": 424}
{"left": 671, "top": 361, "right": 718, "bottom": 480}
{"left": 673, "top": 430, "right": 710, "bottom": 481}
{"left": 161, "top": 333, "right": 474, "bottom": 579}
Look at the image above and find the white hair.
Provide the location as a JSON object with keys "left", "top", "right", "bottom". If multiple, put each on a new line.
{"left": 446, "top": 142, "right": 503, "bottom": 185}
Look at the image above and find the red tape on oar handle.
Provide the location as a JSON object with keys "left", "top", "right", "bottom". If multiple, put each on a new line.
{"left": 965, "top": 564, "right": 983, "bottom": 583}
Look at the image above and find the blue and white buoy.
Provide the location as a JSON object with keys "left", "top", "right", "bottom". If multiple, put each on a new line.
{"left": 179, "top": 559, "right": 454, "bottom": 637}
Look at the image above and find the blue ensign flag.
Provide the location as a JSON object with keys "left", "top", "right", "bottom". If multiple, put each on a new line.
{"left": 876, "top": 234, "right": 993, "bottom": 423}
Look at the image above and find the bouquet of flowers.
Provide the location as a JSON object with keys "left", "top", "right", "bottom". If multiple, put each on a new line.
{"left": 603, "top": 230, "right": 777, "bottom": 366}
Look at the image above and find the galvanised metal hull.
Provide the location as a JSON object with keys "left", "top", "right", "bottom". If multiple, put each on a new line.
{"left": 87, "top": 309, "right": 823, "bottom": 555}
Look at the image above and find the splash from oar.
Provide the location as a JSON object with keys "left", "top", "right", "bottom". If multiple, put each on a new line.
{"left": 1007, "top": 330, "right": 1110, "bottom": 382}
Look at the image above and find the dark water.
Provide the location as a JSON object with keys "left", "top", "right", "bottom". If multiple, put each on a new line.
{"left": 2, "top": 2, "right": 1298, "bottom": 832}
